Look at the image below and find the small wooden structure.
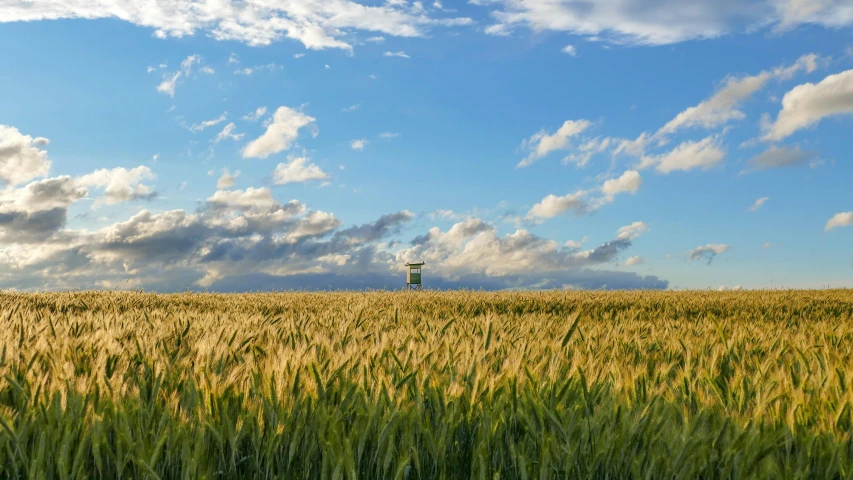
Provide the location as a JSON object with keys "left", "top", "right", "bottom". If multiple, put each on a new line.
{"left": 405, "top": 262, "right": 424, "bottom": 291}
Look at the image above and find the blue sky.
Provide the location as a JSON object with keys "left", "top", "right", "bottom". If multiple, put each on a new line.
{"left": 1, "top": 0, "right": 852, "bottom": 291}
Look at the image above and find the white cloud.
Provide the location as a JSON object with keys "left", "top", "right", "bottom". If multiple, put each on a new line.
{"left": 242, "top": 107, "right": 317, "bottom": 159}
{"left": 216, "top": 169, "right": 240, "bottom": 189}
{"left": 241, "top": 107, "right": 268, "bottom": 122}
{"left": 76, "top": 166, "right": 157, "bottom": 205}
{"left": 384, "top": 51, "right": 411, "bottom": 58}
{"left": 152, "top": 153, "right": 159, "bottom": 163}
{"left": 293, "top": 53, "right": 306, "bottom": 59}
{"left": 272, "top": 157, "right": 330, "bottom": 184}
{"left": 658, "top": 54, "right": 820, "bottom": 136}
{"left": 616, "top": 221, "right": 648, "bottom": 241}
{"left": 0, "top": 125, "right": 52, "bottom": 186}
{"left": 0, "top": 0, "right": 473, "bottom": 51}
{"left": 825, "top": 212, "right": 853, "bottom": 232}
{"left": 405, "top": 219, "right": 619, "bottom": 273}
{"left": 625, "top": 256, "right": 645, "bottom": 266}
{"left": 527, "top": 191, "right": 586, "bottom": 219}
{"left": 366, "top": 36, "right": 386, "bottom": 42}
{"left": 483, "top": 1, "right": 853, "bottom": 46}
{"left": 600, "top": 170, "right": 641, "bottom": 201}
{"left": 156, "top": 54, "right": 203, "bottom": 97}
{"left": 188, "top": 112, "right": 227, "bottom": 133}
{"left": 206, "top": 187, "right": 285, "bottom": 213}
{"left": 379, "top": 132, "right": 399, "bottom": 138}
{"left": 350, "top": 138, "right": 368, "bottom": 150}
{"left": 689, "top": 243, "right": 730, "bottom": 264}
{"left": 518, "top": 119, "right": 592, "bottom": 167}
{"left": 234, "top": 63, "right": 280, "bottom": 76}
{"left": 214, "top": 123, "right": 245, "bottom": 143}
{"left": 741, "top": 145, "right": 818, "bottom": 173}
{"left": 156, "top": 72, "right": 182, "bottom": 97}
{"left": 748, "top": 196, "right": 769, "bottom": 212}
{"left": 563, "top": 137, "right": 611, "bottom": 167}
{"left": 429, "top": 209, "right": 463, "bottom": 221}
{"left": 342, "top": 103, "right": 362, "bottom": 113}
{"left": 528, "top": 171, "right": 641, "bottom": 221}
{"left": 0, "top": 176, "right": 87, "bottom": 214}
{"left": 561, "top": 44, "right": 577, "bottom": 56}
{"left": 613, "top": 133, "right": 650, "bottom": 158}
{"left": 638, "top": 136, "right": 725, "bottom": 173}
{"left": 200, "top": 65, "right": 215, "bottom": 74}
{"left": 762, "top": 69, "right": 853, "bottom": 141}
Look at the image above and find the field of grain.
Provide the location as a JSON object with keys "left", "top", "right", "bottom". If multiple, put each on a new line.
{"left": 1, "top": 290, "right": 852, "bottom": 478}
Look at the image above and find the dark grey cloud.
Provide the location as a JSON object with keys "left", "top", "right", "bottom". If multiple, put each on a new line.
{"left": 0, "top": 208, "right": 67, "bottom": 242}
{"left": 335, "top": 211, "right": 414, "bottom": 244}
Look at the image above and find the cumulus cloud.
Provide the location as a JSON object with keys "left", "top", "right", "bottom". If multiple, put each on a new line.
{"left": 638, "top": 136, "right": 725, "bottom": 173}
{"left": 689, "top": 243, "right": 730, "bottom": 265}
{"left": 561, "top": 44, "right": 577, "bottom": 56}
{"left": 0, "top": 125, "right": 52, "bottom": 186}
{"left": 483, "top": 0, "right": 853, "bottom": 46}
{"left": 616, "top": 221, "right": 648, "bottom": 241}
{"left": 350, "top": 138, "right": 368, "bottom": 150}
{"left": 272, "top": 157, "right": 330, "bottom": 184}
{"left": 527, "top": 191, "right": 587, "bottom": 219}
{"left": 762, "top": 69, "right": 853, "bottom": 141}
{"left": 825, "top": 212, "right": 853, "bottom": 232}
{"left": 625, "top": 256, "right": 645, "bottom": 266}
{"left": 242, "top": 107, "right": 317, "bottom": 159}
{"left": 658, "top": 54, "right": 820, "bottom": 136}
{"left": 748, "top": 196, "right": 768, "bottom": 212}
{"left": 0, "top": 0, "right": 473, "bottom": 51}
{"left": 0, "top": 176, "right": 668, "bottom": 291}
{"left": 518, "top": 119, "right": 592, "bottom": 167}
{"left": 214, "top": 123, "right": 245, "bottom": 143}
{"left": 395, "top": 219, "right": 664, "bottom": 289}
{"left": 741, "top": 145, "right": 818, "bottom": 173}
{"left": 76, "top": 166, "right": 157, "bottom": 205}
{"left": 600, "top": 170, "right": 641, "bottom": 202}
{"left": 527, "top": 171, "right": 642, "bottom": 221}
{"left": 0, "top": 176, "right": 87, "bottom": 242}
{"left": 216, "top": 169, "right": 239, "bottom": 189}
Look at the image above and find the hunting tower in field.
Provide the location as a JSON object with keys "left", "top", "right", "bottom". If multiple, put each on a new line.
{"left": 405, "top": 262, "right": 424, "bottom": 291}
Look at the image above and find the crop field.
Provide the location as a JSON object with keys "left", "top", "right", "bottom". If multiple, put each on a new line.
{"left": 1, "top": 290, "right": 853, "bottom": 478}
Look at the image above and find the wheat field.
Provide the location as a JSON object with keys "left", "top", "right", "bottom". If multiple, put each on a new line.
{"left": 0, "top": 290, "right": 852, "bottom": 478}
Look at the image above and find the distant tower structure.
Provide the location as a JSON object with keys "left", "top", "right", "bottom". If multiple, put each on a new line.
{"left": 405, "top": 262, "right": 424, "bottom": 291}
